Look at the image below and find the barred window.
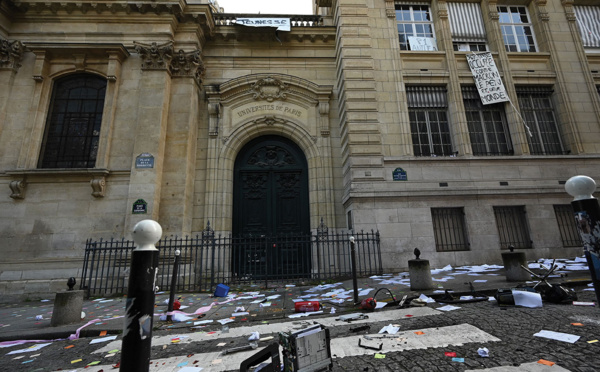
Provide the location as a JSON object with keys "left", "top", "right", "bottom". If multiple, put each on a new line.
{"left": 432, "top": 208, "right": 470, "bottom": 252}
{"left": 407, "top": 86, "right": 453, "bottom": 156}
{"left": 462, "top": 86, "right": 512, "bottom": 156}
{"left": 448, "top": 2, "right": 488, "bottom": 52}
{"left": 493, "top": 206, "right": 532, "bottom": 249}
{"left": 498, "top": 5, "right": 537, "bottom": 52}
{"left": 396, "top": 4, "right": 436, "bottom": 50}
{"left": 39, "top": 74, "right": 107, "bottom": 168}
{"left": 574, "top": 5, "right": 600, "bottom": 48}
{"left": 553, "top": 205, "right": 583, "bottom": 247}
{"left": 516, "top": 86, "right": 565, "bottom": 155}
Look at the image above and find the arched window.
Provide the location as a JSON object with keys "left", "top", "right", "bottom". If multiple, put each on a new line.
{"left": 39, "top": 74, "right": 107, "bottom": 168}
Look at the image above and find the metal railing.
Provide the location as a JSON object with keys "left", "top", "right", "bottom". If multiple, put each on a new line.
{"left": 80, "top": 219, "right": 382, "bottom": 298}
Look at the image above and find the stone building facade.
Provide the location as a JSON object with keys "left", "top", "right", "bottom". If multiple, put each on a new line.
{"left": 0, "top": 0, "right": 599, "bottom": 296}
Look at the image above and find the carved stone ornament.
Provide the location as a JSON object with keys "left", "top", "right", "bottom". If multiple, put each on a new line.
{"left": 251, "top": 77, "right": 289, "bottom": 102}
{"left": 385, "top": 0, "right": 396, "bottom": 18}
{"left": 250, "top": 115, "right": 287, "bottom": 126}
{"left": 170, "top": 49, "right": 206, "bottom": 82}
{"left": 90, "top": 177, "right": 106, "bottom": 198}
{"left": 561, "top": 0, "right": 576, "bottom": 22}
{"left": 9, "top": 180, "right": 26, "bottom": 199}
{"left": 134, "top": 41, "right": 174, "bottom": 70}
{"left": 0, "top": 38, "right": 24, "bottom": 70}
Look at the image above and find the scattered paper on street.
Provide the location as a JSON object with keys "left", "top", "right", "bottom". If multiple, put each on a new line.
{"left": 533, "top": 330, "right": 580, "bottom": 343}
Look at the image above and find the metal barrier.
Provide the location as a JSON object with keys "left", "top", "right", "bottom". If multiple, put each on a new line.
{"left": 80, "top": 220, "right": 382, "bottom": 298}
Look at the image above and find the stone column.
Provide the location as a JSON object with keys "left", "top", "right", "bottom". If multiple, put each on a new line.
{"left": 125, "top": 42, "right": 173, "bottom": 228}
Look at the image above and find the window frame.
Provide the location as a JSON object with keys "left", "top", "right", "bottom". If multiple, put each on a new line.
{"left": 497, "top": 5, "right": 538, "bottom": 52}
{"left": 493, "top": 206, "right": 532, "bottom": 249}
{"left": 38, "top": 74, "right": 107, "bottom": 169}
{"left": 407, "top": 86, "right": 453, "bottom": 157}
{"left": 431, "top": 207, "right": 470, "bottom": 252}
{"left": 395, "top": 4, "right": 436, "bottom": 51}
{"left": 462, "top": 86, "right": 513, "bottom": 156}
{"left": 516, "top": 86, "right": 565, "bottom": 155}
{"left": 553, "top": 204, "right": 583, "bottom": 248}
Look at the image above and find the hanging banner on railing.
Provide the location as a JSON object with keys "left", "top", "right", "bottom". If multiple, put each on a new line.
{"left": 466, "top": 52, "right": 509, "bottom": 105}
{"left": 236, "top": 18, "right": 291, "bottom": 32}
{"left": 408, "top": 36, "right": 438, "bottom": 51}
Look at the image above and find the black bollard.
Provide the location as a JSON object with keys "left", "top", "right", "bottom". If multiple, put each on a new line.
{"left": 566, "top": 176, "right": 600, "bottom": 306}
{"left": 350, "top": 236, "right": 358, "bottom": 304}
{"left": 167, "top": 249, "right": 181, "bottom": 322}
{"left": 120, "top": 220, "right": 162, "bottom": 372}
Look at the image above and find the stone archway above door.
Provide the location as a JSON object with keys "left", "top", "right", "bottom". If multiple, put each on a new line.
{"left": 201, "top": 74, "right": 336, "bottom": 234}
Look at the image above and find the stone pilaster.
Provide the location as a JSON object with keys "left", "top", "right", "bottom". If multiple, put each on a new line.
{"left": 334, "top": 0, "right": 384, "bottom": 198}
{"left": 158, "top": 48, "right": 203, "bottom": 235}
{"left": 0, "top": 37, "right": 24, "bottom": 149}
{"left": 125, "top": 41, "right": 173, "bottom": 230}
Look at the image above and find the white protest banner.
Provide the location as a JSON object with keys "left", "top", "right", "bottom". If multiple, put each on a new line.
{"left": 466, "top": 52, "right": 509, "bottom": 105}
{"left": 236, "top": 18, "right": 291, "bottom": 32}
{"left": 407, "top": 36, "right": 438, "bottom": 51}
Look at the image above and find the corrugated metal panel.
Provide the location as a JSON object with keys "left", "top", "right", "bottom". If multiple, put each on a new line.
{"left": 406, "top": 86, "right": 447, "bottom": 108}
{"left": 574, "top": 6, "right": 600, "bottom": 48}
{"left": 448, "top": 2, "right": 487, "bottom": 43}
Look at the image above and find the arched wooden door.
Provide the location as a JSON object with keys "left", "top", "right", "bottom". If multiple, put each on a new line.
{"left": 233, "top": 135, "right": 310, "bottom": 280}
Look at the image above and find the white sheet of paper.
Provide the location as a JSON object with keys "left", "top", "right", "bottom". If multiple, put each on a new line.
{"left": 194, "top": 320, "right": 213, "bottom": 325}
{"left": 89, "top": 335, "right": 118, "bottom": 344}
{"left": 436, "top": 305, "right": 461, "bottom": 312}
{"left": 379, "top": 324, "right": 399, "bottom": 335}
{"left": 178, "top": 367, "right": 203, "bottom": 372}
{"left": 418, "top": 294, "right": 436, "bottom": 303}
{"left": 232, "top": 312, "right": 249, "bottom": 317}
{"left": 375, "top": 302, "right": 386, "bottom": 309}
{"left": 7, "top": 343, "right": 52, "bottom": 354}
{"left": 512, "top": 290, "right": 543, "bottom": 308}
{"left": 217, "top": 318, "right": 234, "bottom": 325}
{"left": 534, "top": 330, "right": 580, "bottom": 343}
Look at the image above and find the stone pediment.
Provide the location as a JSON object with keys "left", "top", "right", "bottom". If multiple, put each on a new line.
{"left": 216, "top": 73, "right": 332, "bottom": 106}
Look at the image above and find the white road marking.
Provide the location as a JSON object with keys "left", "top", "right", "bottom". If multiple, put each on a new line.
{"left": 93, "top": 307, "right": 441, "bottom": 354}
{"left": 79, "top": 322, "right": 501, "bottom": 372}
{"left": 466, "top": 362, "right": 570, "bottom": 372}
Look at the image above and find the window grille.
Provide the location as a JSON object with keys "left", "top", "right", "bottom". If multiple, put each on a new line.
{"left": 516, "top": 86, "right": 565, "bottom": 155}
{"left": 493, "top": 206, "right": 532, "bottom": 249}
{"left": 407, "top": 86, "right": 452, "bottom": 156}
{"left": 395, "top": 4, "right": 435, "bottom": 50}
{"left": 497, "top": 5, "right": 537, "bottom": 52}
{"left": 462, "top": 86, "right": 512, "bottom": 155}
{"left": 431, "top": 208, "right": 470, "bottom": 252}
{"left": 39, "top": 74, "right": 107, "bottom": 168}
{"left": 574, "top": 5, "right": 600, "bottom": 48}
{"left": 553, "top": 205, "right": 583, "bottom": 247}
{"left": 448, "top": 2, "right": 488, "bottom": 51}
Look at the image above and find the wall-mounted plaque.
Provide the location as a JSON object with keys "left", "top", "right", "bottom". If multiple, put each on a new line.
{"left": 132, "top": 199, "right": 148, "bottom": 214}
{"left": 393, "top": 168, "right": 407, "bottom": 181}
{"left": 135, "top": 153, "right": 155, "bottom": 169}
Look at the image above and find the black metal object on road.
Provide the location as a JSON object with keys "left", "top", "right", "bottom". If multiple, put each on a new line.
{"left": 167, "top": 249, "right": 181, "bottom": 321}
{"left": 350, "top": 236, "right": 358, "bottom": 304}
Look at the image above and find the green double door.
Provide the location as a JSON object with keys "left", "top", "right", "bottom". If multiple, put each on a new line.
{"left": 233, "top": 136, "right": 310, "bottom": 279}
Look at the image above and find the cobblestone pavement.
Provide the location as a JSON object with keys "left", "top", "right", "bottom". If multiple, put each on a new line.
{"left": 2, "top": 287, "right": 599, "bottom": 371}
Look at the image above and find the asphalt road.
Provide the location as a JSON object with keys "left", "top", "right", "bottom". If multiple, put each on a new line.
{"left": 2, "top": 286, "right": 599, "bottom": 372}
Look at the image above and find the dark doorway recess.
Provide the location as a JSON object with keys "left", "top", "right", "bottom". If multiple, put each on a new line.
{"left": 233, "top": 135, "right": 310, "bottom": 280}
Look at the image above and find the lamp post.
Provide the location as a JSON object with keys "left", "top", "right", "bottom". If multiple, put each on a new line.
{"left": 120, "top": 220, "right": 162, "bottom": 372}
{"left": 565, "top": 175, "right": 600, "bottom": 306}
{"left": 350, "top": 236, "right": 358, "bottom": 304}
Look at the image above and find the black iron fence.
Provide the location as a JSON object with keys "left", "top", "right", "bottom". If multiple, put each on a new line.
{"left": 80, "top": 220, "right": 382, "bottom": 298}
